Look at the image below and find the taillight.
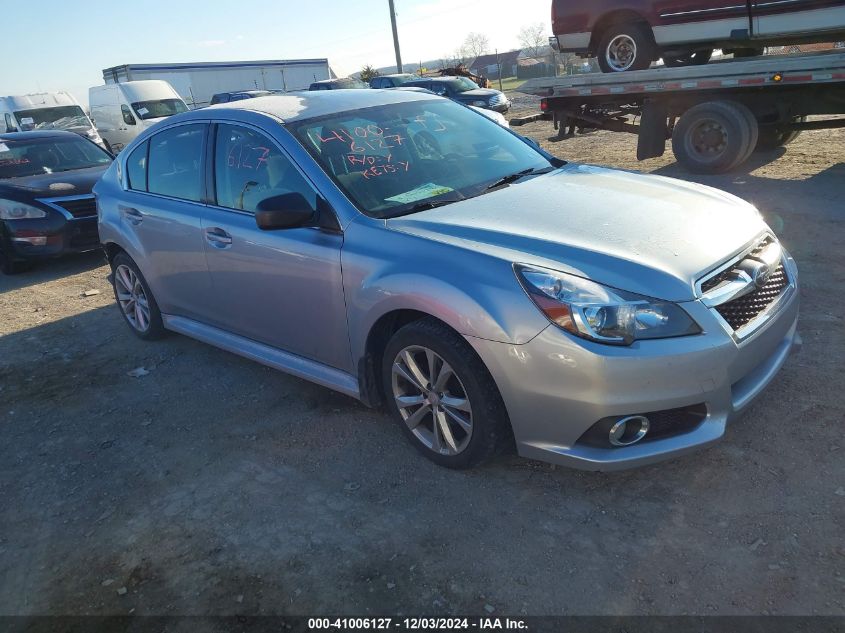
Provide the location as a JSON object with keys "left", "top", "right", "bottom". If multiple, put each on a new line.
{"left": 540, "top": 99, "right": 548, "bottom": 112}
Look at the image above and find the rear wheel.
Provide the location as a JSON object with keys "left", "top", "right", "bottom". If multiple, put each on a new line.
{"left": 597, "top": 23, "right": 655, "bottom": 73}
{"left": 755, "top": 117, "right": 805, "bottom": 152}
{"left": 110, "top": 252, "right": 165, "bottom": 340}
{"left": 382, "top": 318, "right": 511, "bottom": 469}
{"left": 663, "top": 49, "right": 713, "bottom": 67}
{"left": 672, "top": 101, "right": 756, "bottom": 174}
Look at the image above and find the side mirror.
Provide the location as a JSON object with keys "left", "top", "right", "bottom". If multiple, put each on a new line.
{"left": 255, "top": 193, "right": 316, "bottom": 231}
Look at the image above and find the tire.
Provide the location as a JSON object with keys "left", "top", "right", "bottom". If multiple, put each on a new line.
{"left": 732, "top": 47, "right": 765, "bottom": 58}
{"left": 755, "top": 117, "right": 805, "bottom": 152}
{"left": 382, "top": 317, "right": 511, "bottom": 469}
{"left": 110, "top": 252, "right": 166, "bottom": 340}
{"left": 663, "top": 49, "right": 713, "bottom": 67}
{"left": 671, "top": 101, "right": 754, "bottom": 174}
{"left": 0, "top": 241, "right": 34, "bottom": 275}
{"left": 731, "top": 102, "right": 759, "bottom": 166}
{"left": 597, "top": 23, "right": 655, "bottom": 73}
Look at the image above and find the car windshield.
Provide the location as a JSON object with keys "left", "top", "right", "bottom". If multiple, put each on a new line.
{"left": 14, "top": 106, "right": 92, "bottom": 132}
{"left": 0, "top": 136, "right": 112, "bottom": 179}
{"left": 131, "top": 99, "right": 188, "bottom": 120}
{"left": 389, "top": 75, "right": 414, "bottom": 86}
{"left": 450, "top": 77, "right": 479, "bottom": 92}
{"left": 289, "top": 99, "right": 555, "bottom": 218}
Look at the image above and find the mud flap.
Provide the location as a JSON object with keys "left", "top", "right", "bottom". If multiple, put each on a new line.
{"left": 637, "top": 99, "right": 668, "bottom": 161}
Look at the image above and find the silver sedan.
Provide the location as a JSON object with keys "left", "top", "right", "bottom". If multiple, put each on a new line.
{"left": 95, "top": 89, "right": 800, "bottom": 470}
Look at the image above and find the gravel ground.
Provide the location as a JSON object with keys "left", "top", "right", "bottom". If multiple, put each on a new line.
{"left": 1, "top": 101, "right": 843, "bottom": 617}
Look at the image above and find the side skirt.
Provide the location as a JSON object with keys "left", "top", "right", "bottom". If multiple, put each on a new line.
{"left": 162, "top": 314, "right": 361, "bottom": 400}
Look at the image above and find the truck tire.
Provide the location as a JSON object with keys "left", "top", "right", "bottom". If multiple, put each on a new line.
{"left": 597, "top": 23, "right": 655, "bottom": 73}
{"left": 672, "top": 102, "right": 755, "bottom": 174}
{"left": 732, "top": 102, "right": 759, "bottom": 165}
{"left": 755, "top": 117, "right": 805, "bottom": 152}
{"left": 663, "top": 49, "right": 713, "bottom": 67}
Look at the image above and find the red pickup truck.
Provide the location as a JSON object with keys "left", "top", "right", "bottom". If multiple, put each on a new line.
{"left": 550, "top": 0, "right": 845, "bottom": 72}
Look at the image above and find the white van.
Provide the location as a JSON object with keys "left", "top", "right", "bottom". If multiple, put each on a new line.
{"left": 89, "top": 81, "right": 188, "bottom": 153}
{"left": 0, "top": 92, "right": 104, "bottom": 148}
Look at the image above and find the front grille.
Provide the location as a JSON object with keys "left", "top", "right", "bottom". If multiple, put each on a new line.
{"left": 715, "top": 263, "right": 788, "bottom": 330}
{"left": 701, "top": 236, "right": 775, "bottom": 293}
{"left": 49, "top": 196, "right": 97, "bottom": 218}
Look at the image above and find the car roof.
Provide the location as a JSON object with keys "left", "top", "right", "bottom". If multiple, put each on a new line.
{"left": 204, "top": 89, "right": 438, "bottom": 123}
{"left": 0, "top": 130, "right": 81, "bottom": 142}
{"left": 379, "top": 73, "right": 416, "bottom": 78}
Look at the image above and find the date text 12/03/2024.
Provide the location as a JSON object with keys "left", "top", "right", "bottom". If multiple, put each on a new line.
{"left": 307, "top": 617, "right": 529, "bottom": 630}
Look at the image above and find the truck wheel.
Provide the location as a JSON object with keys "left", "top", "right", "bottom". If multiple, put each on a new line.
{"left": 663, "top": 49, "right": 713, "bottom": 67}
{"left": 672, "top": 102, "right": 755, "bottom": 174}
{"left": 382, "top": 317, "right": 512, "bottom": 469}
{"left": 597, "top": 23, "right": 654, "bottom": 73}
{"left": 755, "top": 117, "right": 805, "bottom": 152}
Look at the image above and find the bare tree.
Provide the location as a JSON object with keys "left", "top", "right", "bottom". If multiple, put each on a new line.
{"left": 518, "top": 23, "right": 549, "bottom": 60}
{"left": 360, "top": 65, "right": 380, "bottom": 82}
{"left": 462, "top": 33, "right": 490, "bottom": 60}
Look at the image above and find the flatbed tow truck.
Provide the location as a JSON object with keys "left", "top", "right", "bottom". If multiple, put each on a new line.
{"left": 512, "top": 49, "right": 845, "bottom": 173}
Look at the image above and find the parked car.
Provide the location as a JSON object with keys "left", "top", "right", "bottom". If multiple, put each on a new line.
{"left": 550, "top": 0, "right": 845, "bottom": 72}
{"left": 310, "top": 78, "right": 370, "bottom": 90}
{"left": 95, "top": 91, "right": 799, "bottom": 470}
{"left": 209, "top": 90, "right": 273, "bottom": 105}
{"left": 397, "top": 87, "right": 510, "bottom": 127}
{"left": 90, "top": 81, "right": 188, "bottom": 153}
{"left": 369, "top": 73, "right": 418, "bottom": 89}
{"left": 0, "top": 92, "right": 105, "bottom": 148}
{"left": 0, "top": 131, "right": 113, "bottom": 273}
{"left": 402, "top": 77, "right": 510, "bottom": 113}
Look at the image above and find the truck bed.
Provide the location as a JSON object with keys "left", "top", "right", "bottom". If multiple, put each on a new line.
{"left": 519, "top": 50, "right": 845, "bottom": 99}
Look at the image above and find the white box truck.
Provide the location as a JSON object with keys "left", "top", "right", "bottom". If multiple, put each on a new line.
{"left": 102, "top": 59, "right": 333, "bottom": 109}
{"left": 0, "top": 92, "right": 105, "bottom": 148}
{"left": 89, "top": 80, "right": 188, "bottom": 153}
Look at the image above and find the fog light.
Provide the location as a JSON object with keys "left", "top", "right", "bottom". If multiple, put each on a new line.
{"left": 609, "top": 415, "right": 650, "bottom": 446}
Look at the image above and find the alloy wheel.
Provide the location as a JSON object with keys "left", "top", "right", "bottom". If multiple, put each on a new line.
{"left": 606, "top": 35, "right": 638, "bottom": 72}
{"left": 114, "top": 264, "right": 151, "bottom": 333}
{"left": 391, "top": 345, "right": 473, "bottom": 456}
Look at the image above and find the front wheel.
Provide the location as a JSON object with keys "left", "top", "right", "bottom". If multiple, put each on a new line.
{"left": 597, "top": 23, "right": 655, "bottom": 73}
{"left": 382, "top": 318, "right": 511, "bottom": 469}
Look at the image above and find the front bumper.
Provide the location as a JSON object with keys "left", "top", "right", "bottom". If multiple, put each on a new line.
{"left": 2, "top": 215, "right": 100, "bottom": 262}
{"left": 467, "top": 274, "right": 800, "bottom": 471}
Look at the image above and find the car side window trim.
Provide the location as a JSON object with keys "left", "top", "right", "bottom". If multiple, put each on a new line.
{"left": 121, "top": 120, "right": 210, "bottom": 207}
{"left": 206, "top": 120, "right": 339, "bottom": 229}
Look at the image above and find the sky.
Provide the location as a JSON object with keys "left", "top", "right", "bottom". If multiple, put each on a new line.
{"left": 0, "top": 0, "right": 551, "bottom": 107}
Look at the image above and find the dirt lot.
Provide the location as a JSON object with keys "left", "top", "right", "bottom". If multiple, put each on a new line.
{"left": 1, "top": 104, "right": 843, "bottom": 617}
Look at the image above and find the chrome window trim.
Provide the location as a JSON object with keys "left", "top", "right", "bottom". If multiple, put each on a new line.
{"left": 35, "top": 193, "right": 97, "bottom": 221}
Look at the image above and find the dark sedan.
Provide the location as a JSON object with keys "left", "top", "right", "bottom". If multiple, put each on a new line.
{"left": 0, "top": 131, "right": 112, "bottom": 274}
{"left": 402, "top": 77, "right": 510, "bottom": 113}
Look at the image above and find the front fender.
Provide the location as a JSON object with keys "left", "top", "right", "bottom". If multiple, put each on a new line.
{"left": 342, "top": 219, "right": 549, "bottom": 364}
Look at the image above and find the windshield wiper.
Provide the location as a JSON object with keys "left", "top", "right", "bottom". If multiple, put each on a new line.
{"left": 485, "top": 166, "right": 555, "bottom": 191}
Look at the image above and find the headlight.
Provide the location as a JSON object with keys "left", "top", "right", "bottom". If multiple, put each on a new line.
{"left": 0, "top": 199, "right": 48, "bottom": 220}
{"left": 472, "top": 100, "right": 487, "bottom": 107}
{"left": 516, "top": 265, "right": 701, "bottom": 345}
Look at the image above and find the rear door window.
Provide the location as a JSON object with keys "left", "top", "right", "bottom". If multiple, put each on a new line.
{"left": 147, "top": 124, "right": 206, "bottom": 202}
{"left": 126, "top": 141, "right": 148, "bottom": 191}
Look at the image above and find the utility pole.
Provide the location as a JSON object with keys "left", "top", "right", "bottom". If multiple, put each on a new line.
{"left": 388, "top": 0, "right": 403, "bottom": 73}
{"left": 495, "top": 49, "right": 503, "bottom": 91}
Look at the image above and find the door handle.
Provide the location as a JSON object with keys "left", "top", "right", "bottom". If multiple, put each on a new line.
{"left": 119, "top": 205, "right": 144, "bottom": 225}
{"left": 204, "top": 227, "right": 233, "bottom": 248}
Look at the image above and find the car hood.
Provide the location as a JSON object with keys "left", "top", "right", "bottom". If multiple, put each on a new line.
{"left": 0, "top": 165, "right": 108, "bottom": 198}
{"left": 386, "top": 164, "right": 768, "bottom": 302}
{"left": 455, "top": 88, "right": 502, "bottom": 99}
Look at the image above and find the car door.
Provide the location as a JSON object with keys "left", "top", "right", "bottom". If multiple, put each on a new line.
{"left": 651, "top": 1, "right": 752, "bottom": 45}
{"left": 121, "top": 122, "right": 214, "bottom": 321}
{"left": 752, "top": 0, "right": 845, "bottom": 37}
{"left": 199, "top": 121, "right": 350, "bottom": 371}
